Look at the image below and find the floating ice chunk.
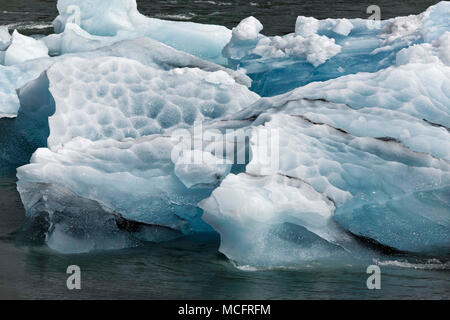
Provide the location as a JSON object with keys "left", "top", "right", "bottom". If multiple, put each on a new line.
{"left": 174, "top": 149, "right": 232, "bottom": 188}
{"left": 253, "top": 34, "right": 342, "bottom": 67}
{"left": 4, "top": 30, "right": 49, "bottom": 66}
{"left": 14, "top": 51, "right": 259, "bottom": 252}
{"left": 0, "top": 58, "right": 53, "bottom": 118}
{"left": 7, "top": 0, "right": 450, "bottom": 260}
{"left": 52, "top": 0, "right": 232, "bottom": 63}
{"left": 232, "top": 16, "right": 263, "bottom": 41}
{"left": 227, "top": 16, "right": 351, "bottom": 69}
{"left": 16, "top": 128, "right": 241, "bottom": 253}
{"left": 295, "top": 16, "right": 319, "bottom": 37}
{"left": 223, "top": 2, "right": 450, "bottom": 97}
{"left": 225, "top": 15, "right": 343, "bottom": 67}
{"left": 379, "top": 11, "right": 427, "bottom": 44}
{"left": 45, "top": 56, "right": 258, "bottom": 148}
{"left": 199, "top": 173, "right": 346, "bottom": 266}
{"left": 259, "top": 115, "right": 450, "bottom": 251}
{"left": 278, "top": 60, "right": 450, "bottom": 127}
{"left": 434, "top": 31, "right": 450, "bottom": 65}
{"left": 1, "top": 35, "right": 251, "bottom": 120}
{"left": 233, "top": 97, "right": 450, "bottom": 161}
{"left": 395, "top": 32, "right": 450, "bottom": 66}
{"left": 43, "top": 22, "right": 118, "bottom": 55}
{"left": 332, "top": 19, "right": 354, "bottom": 36}
{"left": 0, "top": 26, "right": 11, "bottom": 50}
{"left": 53, "top": 0, "right": 148, "bottom": 36}
{"left": 203, "top": 112, "right": 450, "bottom": 265}
{"left": 1, "top": 38, "right": 254, "bottom": 171}
{"left": 201, "top": 173, "right": 335, "bottom": 236}
{"left": 222, "top": 17, "right": 264, "bottom": 62}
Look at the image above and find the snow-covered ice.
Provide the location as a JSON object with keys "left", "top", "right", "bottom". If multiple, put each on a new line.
{"left": 14, "top": 50, "right": 258, "bottom": 252}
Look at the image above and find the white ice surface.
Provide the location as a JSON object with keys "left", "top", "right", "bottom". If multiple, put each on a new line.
{"left": 4, "top": 30, "right": 49, "bottom": 66}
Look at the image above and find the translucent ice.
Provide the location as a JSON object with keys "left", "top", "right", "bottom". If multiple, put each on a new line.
{"left": 44, "top": 56, "right": 257, "bottom": 148}
{"left": 201, "top": 113, "right": 450, "bottom": 266}
{"left": 0, "top": 37, "right": 251, "bottom": 120}
{"left": 273, "top": 50, "right": 450, "bottom": 127}
{"left": 332, "top": 19, "right": 354, "bottom": 36}
{"left": 200, "top": 173, "right": 348, "bottom": 266}
{"left": 223, "top": 1, "right": 450, "bottom": 96}
{"left": 0, "top": 58, "right": 53, "bottom": 118}
{"left": 0, "top": 26, "right": 11, "bottom": 51}
{"left": 233, "top": 97, "right": 450, "bottom": 161}
{"left": 231, "top": 16, "right": 263, "bottom": 41}
{"left": 52, "top": 0, "right": 232, "bottom": 63}
{"left": 15, "top": 53, "right": 258, "bottom": 252}
{"left": 3, "top": 0, "right": 450, "bottom": 262}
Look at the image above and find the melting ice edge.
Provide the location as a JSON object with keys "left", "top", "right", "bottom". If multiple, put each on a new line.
{"left": 0, "top": 0, "right": 449, "bottom": 268}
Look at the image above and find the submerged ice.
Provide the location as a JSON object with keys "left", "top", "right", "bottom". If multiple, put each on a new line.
{"left": 0, "top": 0, "right": 449, "bottom": 263}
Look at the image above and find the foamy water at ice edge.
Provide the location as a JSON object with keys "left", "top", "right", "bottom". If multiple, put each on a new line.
{"left": 0, "top": 0, "right": 449, "bottom": 281}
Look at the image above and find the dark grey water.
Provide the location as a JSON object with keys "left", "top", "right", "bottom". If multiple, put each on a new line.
{"left": 1, "top": 0, "right": 449, "bottom": 300}
{"left": 1, "top": 175, "right": 449, "bottom": 299}
{"left": 0, "top": 0, "right": 441, "bottom": 35}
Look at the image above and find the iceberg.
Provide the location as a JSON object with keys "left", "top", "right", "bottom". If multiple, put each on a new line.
{"left": 201, "top": 112, "right": 450, "bottom": 265}
{"left": 199, "top": 173, "right": 349, "bottom": 266}
{"left": 223, "top": 1, "right": 450, "bottom": 96}
{"left": 232, "top": 96, "right": 450, "bottom": 162}
{"left": 0, "top": 35, "right": 251, "bottom": 120}
{"left": 0, "top": 58, "right": 55, "bottom": 119}
{"left": 0, "top": 0, "right": 448, "bottom": 264}
{"left": 4, "top": 31, "right": 49, "bottom": 66}
{"left": 51, "top": 0, "right": 232, "bottom": 64}
{"left": 263, "top": 34, "right": 450, "bottom": 128}
{"left": 0, "top": 37, "right": 252, "bottom": 172}
{"left": 43, "top": 56, "right": 257, "bottom": 148}
{"left": 15, "top": 52, "right": 258, "bottom": 252}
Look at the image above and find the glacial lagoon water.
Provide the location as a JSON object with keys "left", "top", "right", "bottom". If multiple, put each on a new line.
{"left": 1, "top": 176, "right": 449, "bottom": 299}
{"left": 0, "top": 0, "right": 449, "bottom": 299}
